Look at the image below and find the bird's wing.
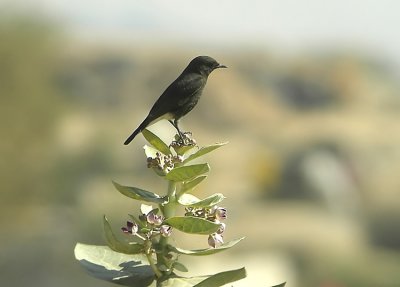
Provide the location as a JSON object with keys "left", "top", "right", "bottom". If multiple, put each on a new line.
{"left": 173, "top": 73, "right": 206, "bottom": 107}
{"left": 148, "top": 73, "right": 205, "bottom": 117}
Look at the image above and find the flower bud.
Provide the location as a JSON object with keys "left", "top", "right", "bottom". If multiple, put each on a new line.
{"left": 214, "top": 207, "right": 227, "bottom": 221}
{"left": 121, "top": 221, "right": 139, "bottom": 235}
{"left": 146, "top": 211, "right": 164, "bottom": 226}
{"left": 216, "top": 222, "right": 226, "bottom": 234}
{"left": 208, "top": 233, "right": 224, "bottom": 248}
{"left": 160, "top": 225, "right": 172, "bottom": 237}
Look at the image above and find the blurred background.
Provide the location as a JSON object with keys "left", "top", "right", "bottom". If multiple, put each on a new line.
{"left": 1, "top": 1, "right": 400, "bottom": 286}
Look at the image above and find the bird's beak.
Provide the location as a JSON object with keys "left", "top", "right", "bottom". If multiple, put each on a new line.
{"left": 217, "top": 64, "right": 227, "bottom": 69}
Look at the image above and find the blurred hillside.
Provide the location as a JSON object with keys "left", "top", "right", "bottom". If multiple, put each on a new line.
{"left": 1, "top": 16, "right": 400, "bottom": 287}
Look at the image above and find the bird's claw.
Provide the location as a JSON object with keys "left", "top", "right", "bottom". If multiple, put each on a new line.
{"left": 173, "top": 131, "right": 196, "bottom": 147}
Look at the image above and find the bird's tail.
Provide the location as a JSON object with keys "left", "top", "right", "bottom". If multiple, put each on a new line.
{"left": 123, "top": 127, "right": 141, "bottom": 145}
{"left": 124, "top": 119, "right": 149, "bottom": 145}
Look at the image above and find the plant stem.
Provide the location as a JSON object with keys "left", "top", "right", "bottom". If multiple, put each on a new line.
{"left": 164, "top": 180, "right": 177, "bottom": 218}
{"left": 156, "top": 180, "right": 177, "bottom": 272}
{"left": 145, "top": 248, "right": 162, "bottom": 278}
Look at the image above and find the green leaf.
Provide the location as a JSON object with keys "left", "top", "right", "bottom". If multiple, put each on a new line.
{"left": 177, "top": 194, "right": 199, "bottom": 205}
{"left": 159, "top": 275, "right": 208, "bottom": 287}
{"left": 142, "top": 129, "right": 171, "bottom": 155}
{"left": 164, "top": 216, "right": 221, "bottom": 235}
{"left": 74, "top": 243, "right": 154, "bottom": 286}
{"left": 171, "top": 237, "right": 245, "bottom": 256}
{"left": 183, "top": 142, "right": 228, "bottom": 164}
{"left": 113, "top": 181, "right": 167, "bottom": 204}
{"left": 194, "top": 267, "right": 246, "bottom": 287}
{"left": 165, "top": 164, "right": 210, "bottom": 182}
{"left": 178, "top": 193, "right": 225, "bottom": 208}
{"left": 173, "top": 261, "right": 189, "bottom": 272}
{"left": 173, "top": 145, "right": 197, "bottom": 156}
{"left": 103, "top": 216, "right": 143, "bottom": 254}
{"left": 180, "top": 175, "right": 207, "bottom": 194}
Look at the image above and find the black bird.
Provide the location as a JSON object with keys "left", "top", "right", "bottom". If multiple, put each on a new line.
{"left": 124, "top": 56, "right": 227, "bottom": 145}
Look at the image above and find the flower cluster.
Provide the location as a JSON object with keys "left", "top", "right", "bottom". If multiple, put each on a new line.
{"left": 122, "top": 205, "right": 172, "bottom": 240}
{"left": 170, "top": 132, "right": 197, "bottom": 152}
{"left": 185, "top": 205, "right": 227, "bottom": 248}
{"left": 147, "top": 152, "right": 183, "bottom": 174}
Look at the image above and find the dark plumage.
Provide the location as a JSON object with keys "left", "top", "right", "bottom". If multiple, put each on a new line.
{"left": 124, "top": 56, "right": 226, "bottom": 145}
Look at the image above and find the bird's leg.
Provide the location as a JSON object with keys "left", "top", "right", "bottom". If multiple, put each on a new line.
{"left": 169, "top": 119, "right": 195, "bottom": 146}
{"left": 168, "top": 119, "right": 196, "bottom": 147}
{"left": 169, "top": 119, "right": 184, "bottom": 140}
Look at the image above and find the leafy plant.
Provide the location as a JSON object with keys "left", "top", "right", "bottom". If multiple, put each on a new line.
{"left": 74, "top": 129, "right": 285, "bottom": 287}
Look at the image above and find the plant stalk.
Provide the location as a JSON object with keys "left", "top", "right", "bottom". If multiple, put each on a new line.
{"left": 156, "top": 180, "right": 177, "bottom": 272}
{"left": 145, "top": 248, "right": 162, "bottom": 278}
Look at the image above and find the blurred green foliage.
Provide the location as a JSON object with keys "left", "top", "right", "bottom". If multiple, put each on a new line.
{"left": 0, "top": 15, "right": 63, "bottom": 203}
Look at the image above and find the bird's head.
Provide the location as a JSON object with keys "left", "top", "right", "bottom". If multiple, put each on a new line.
{"left": 186, "top": 56, "right": 227, "bottom": 76}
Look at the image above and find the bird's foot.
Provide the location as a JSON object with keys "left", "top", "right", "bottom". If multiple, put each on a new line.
{"left": 172, "top": 131, "right": 196, "bottom": 147}
{"left": 182, "top": 131, "right": 192, "bottom": 137}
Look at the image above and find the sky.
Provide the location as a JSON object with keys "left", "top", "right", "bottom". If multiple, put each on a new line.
{"left": 4, "top": 0, "right": 400, "bottom": 67}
